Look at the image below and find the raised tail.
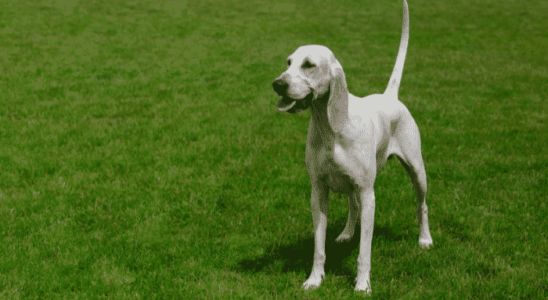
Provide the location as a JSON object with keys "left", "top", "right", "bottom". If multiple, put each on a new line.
{"left": 384, "top": 0, "right": 409, "bottom": 97}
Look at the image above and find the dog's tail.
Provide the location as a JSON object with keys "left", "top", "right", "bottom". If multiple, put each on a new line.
{"left": 384, "top": 0, "right": 409, "bottom": 97}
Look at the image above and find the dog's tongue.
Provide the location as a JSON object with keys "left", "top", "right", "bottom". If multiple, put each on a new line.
{"left": 277, "top": 96, "right": 296, "bottom": 112}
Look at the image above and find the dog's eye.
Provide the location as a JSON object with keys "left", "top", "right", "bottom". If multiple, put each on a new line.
{"left": 287, "top": 59, "right": 291, "bottom": 66}
{"left": 302, "top": 61, "right": 315, "bottom": 68}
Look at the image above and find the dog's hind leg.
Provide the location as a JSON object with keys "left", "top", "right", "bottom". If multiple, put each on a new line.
{"left": 397, "top": 155, "right": 433, "bottom": 248}
{"left": 394, "top": 121, "right": 434, "bottom": 248}
{"left": 335, "top": 192, "right": 360, "bottom": 243}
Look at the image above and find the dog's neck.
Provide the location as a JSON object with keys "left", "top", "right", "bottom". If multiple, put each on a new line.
{"left": 310, "top": 91, "right": 349, "bottom": 137}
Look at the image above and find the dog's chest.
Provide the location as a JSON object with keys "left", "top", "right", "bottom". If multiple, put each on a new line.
{"left": 314, "top": 143, "right": 355, "bottom": 194}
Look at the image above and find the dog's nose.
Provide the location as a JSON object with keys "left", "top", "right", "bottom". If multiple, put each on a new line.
{"left": 272, "top": 78, "right": 288, "bottom": 95}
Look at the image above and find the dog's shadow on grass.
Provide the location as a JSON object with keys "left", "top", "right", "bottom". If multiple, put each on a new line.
{"left": 233, "top": 221, "right": 405, "bottom": 285}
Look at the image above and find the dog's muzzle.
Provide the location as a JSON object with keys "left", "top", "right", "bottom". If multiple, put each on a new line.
{"left": 272, "top": 78, "right": 288, "bottom": 96}
{"left": 276, "top": 94, "right": 313, "bottom": 114}
{"left": 272, "top": 78, "right": 313, "bottom": 114}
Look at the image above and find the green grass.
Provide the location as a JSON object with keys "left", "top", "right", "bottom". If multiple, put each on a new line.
{"left": 0, "top": 0, "right": 547, "bottom": 298}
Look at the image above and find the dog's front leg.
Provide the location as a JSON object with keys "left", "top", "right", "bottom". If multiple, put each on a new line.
{"left": 303, "top": 180, "right": 329, "bottom": 290}
{"left": 355, "top": 187, "right": 375, "bottom": 294}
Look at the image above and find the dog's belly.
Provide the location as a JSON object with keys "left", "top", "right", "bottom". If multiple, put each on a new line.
{"left": 325, "top": 170, "right": 354, "bottom": 194}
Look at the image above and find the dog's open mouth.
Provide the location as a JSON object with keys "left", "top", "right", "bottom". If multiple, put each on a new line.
{"left": 277, "top": 93, "right": 313, "bottom": 114}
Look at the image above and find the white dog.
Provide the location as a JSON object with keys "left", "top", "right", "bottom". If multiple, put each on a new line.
{"left": 272, "top": 0, "right": 433, "bottom": 294}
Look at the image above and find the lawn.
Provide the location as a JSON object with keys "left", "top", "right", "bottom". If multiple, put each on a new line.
{"left": 0, "top": 0, "right": 546, "bottom": 298}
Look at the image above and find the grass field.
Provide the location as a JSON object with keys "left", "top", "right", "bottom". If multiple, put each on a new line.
{"left": 0, "top": 0, "right": 547, "bottom": 298}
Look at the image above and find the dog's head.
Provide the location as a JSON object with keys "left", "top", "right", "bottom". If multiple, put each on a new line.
{"left": 272, "top": 45, "right": 348, "bottom": 114}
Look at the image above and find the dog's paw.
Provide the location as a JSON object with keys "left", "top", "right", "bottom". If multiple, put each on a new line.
{"left": 354, "top": 278, "right": 372, "bottom": 295}
{"left": 302, "top": 273, "right": 324, "bottom": 290}
{"left": 419, "top": 238, "right": 433, "bottom": 249}
{"left": 335, "top": 233, "right": 352, "bottom": 243}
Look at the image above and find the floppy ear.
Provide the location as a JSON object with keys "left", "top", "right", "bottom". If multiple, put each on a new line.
{"left": 327, "top": 59, "right": 349, "bottom": 133}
